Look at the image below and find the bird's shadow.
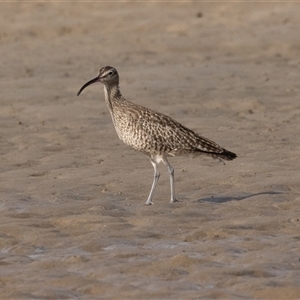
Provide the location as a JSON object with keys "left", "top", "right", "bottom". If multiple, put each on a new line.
{"left": 196, "top": 191, "right": 283, "bottom": 204}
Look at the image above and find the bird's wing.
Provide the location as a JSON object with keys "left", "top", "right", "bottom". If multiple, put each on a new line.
{"left": 134, "top": 107, "right": 224, "bottom": 155}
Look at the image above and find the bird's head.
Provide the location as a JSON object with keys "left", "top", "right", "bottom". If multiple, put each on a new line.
{"left": 77, "top": 66, "right": 119, "bottom": 96}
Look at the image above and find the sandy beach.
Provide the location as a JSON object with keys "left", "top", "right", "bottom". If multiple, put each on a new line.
{"left": 1, "top": 2, "right": 300, "bottom": 299}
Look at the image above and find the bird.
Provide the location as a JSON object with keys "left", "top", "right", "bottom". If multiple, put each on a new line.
{"left": 77, "top": 66, "right": 236, "bottom": 205}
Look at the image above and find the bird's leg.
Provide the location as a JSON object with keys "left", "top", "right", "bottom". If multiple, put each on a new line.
{"left": 162, "top": 158, "right": 178, "bottom": 203}
{"left": 145, "top": 160, "right": 160, "bottom": 205}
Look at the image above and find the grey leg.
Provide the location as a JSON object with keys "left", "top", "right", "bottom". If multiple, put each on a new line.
{"left": 162, "top": 158, "right": 177, "bottom": 203}
{"left": 145, "top": 160, "right": 160, "bottom": 205}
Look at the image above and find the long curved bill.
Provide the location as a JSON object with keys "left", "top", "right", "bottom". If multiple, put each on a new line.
{"left": 77, "top": 76, "right": 100, "bottom": 96}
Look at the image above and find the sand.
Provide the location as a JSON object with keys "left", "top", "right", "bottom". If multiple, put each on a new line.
{"left": 1, "top": 2, "right": 300, "bottom": 299}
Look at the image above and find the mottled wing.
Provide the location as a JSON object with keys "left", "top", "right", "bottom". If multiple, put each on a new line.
{"left": 126, "top": 105, "right": 236, "bottom": 161}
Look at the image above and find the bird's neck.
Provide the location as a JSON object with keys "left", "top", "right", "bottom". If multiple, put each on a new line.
{"left": 103, "top": 83, "right": 122, "bottom": 111}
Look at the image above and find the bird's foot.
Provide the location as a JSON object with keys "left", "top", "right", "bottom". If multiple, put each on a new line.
{"left": 170, "top": 198, "right": 179, "bottom": 203}
{"left": 145, "top": 200, "right": 154, "bottom": 205}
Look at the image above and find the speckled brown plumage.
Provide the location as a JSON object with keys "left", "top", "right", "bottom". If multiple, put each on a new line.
{"left": 77, "top": 66, "right": 237, "bottom": 205}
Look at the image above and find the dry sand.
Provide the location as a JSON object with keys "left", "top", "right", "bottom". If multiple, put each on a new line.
{"left": 1, "top": 2, "right": 300, "bottom": 299}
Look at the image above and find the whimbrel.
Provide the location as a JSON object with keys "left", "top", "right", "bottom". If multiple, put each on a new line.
{"left": 77, "top": 66, "right": 236, "bottom": 205}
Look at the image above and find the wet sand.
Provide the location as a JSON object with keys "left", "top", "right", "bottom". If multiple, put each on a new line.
{"left": 1, "top": 2, "right": 300, "bottom": 299}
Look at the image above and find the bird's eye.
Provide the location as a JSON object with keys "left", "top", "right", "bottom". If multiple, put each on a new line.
{"left": 108, "top": 71, "right": 113, "bottom": 76}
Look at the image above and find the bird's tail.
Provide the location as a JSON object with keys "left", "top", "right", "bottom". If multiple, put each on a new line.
{"left": 197, "top": 147, "right": 237, "bottom": 161}
{"left": 219, "top": 148, "right": 237, "bottom": 161}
